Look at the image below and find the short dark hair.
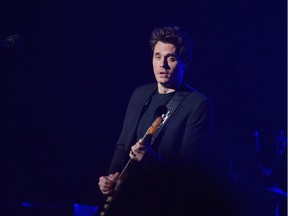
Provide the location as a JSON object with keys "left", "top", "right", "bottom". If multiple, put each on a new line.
{"left": 150, "top": 26, "right": 193, "bottom": 69}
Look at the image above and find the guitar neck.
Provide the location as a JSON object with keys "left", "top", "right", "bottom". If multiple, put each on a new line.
{"left": 114, "top": 131, "right": 152, "bottom": 189}
{"left": 100, "top": 116, "right": 163, "bottom": 216}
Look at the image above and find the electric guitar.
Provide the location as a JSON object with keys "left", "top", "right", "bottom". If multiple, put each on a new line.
{"left": 99, "top": 115, "right": 163, "bottom": 216}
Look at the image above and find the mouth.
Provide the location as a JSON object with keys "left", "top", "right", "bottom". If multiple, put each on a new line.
{"left": 158, "top": 74, "right": 169, "bottom": 79}
{"left": 159, "top": 71, "right": 168, "bottom": 75}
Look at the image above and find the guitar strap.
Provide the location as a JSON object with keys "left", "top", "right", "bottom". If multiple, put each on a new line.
{"left": 150, "top": 90, "right": 190, "bottom": 145}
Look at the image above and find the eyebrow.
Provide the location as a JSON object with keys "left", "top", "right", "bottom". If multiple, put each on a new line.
{"left": 154, "top": 52, "right": 177, "bottom": 58}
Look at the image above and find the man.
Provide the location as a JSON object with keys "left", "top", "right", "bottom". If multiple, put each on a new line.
{"left": 98, "top": 26, "right": 223, "bottom": 215}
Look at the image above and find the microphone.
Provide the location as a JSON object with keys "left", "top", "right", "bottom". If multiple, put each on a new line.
{"left": 0, "top": 34, "right": 23, "bottom": 48}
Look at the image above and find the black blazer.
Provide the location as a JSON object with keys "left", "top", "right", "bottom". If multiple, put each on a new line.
{"left": 108, "top": 82, "right": 214, "bottom": 175}
{"left": 104, "top": 83, "right": 233, "bottom": 216}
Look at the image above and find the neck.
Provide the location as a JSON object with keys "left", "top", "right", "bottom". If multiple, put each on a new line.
{"left": 157, "top": 82, "right": 182, "bottom": 94}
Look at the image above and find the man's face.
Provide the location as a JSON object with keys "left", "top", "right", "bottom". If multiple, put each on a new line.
{"left": 152, "top": 41, "right": 185, "bottom": 89}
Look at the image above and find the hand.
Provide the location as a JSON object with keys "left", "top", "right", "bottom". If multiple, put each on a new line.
{"left": 129, "top": 139, "right": 146, "bottom": 161}
{"left": 98, "top": 172, "right": 120, "bottom": 195}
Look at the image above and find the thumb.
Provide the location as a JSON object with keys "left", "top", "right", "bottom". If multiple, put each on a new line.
{"left": 112, "top": 172, "right": 120, "bottom": 180}
{"left": 138, "top": 139, "right": 144, "bottom": 145}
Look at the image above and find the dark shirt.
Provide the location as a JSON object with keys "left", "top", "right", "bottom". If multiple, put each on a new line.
{"left": 136, "top": 91, "right": 175, "bottom": 140}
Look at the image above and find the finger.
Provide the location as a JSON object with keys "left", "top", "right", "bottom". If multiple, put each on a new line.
{"left": 111, "top": 172, "right": 120, "bottom": 181}
{"left": 130, "top": 151, "right": 138, "bottom": 160}
{"left": 101, "top": 185, "right": 112, "bottom": 194}
{"left": 99, "top": 177, "right": 109, "bottom": 186}
{"left": 102, "top": 189, "right": 112, "bottom": 195}
{"left": 100, "top": 180, "right": 114, "bottom": 191}
{"left": 131, "top": 145, "right": 135, "bottom": 151}
{"left": 133, "top": 144, "right": 146, "bottom": 153}
{"left": 138, "top": 145, "right": 146, "bottom": 151}
{"left": 107, "top": 173, "right": 118, "bottom": 181}
{"left": 99, "top": 181, "right": 109, "bottom": 189}
{"left": 130, "top": 150, "right": 136, "bottom": 157}
{"left": 104, "top": 176, "right": 112, "bottom": 182}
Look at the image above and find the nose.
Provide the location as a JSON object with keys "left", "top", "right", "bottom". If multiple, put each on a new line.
{"left": 160, "top": 58, "right": 169, "bottom": 69}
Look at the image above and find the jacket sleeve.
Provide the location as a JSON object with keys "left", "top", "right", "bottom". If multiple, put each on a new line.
{"left": 107, "top": 90, "right": 138, "bottom": 174}
{"left": 179, "top": 97, "right": 214, "bottom": 170}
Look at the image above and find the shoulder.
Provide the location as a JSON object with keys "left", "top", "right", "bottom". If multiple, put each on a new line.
{"left": 179, "top": 83, "right": 214, "bottom": 113}
{"left": 130, "top": 83, "right": 157, "bottom": 98}
{"left": 182, "top": 83, "right": 212, "bottom": 103}
{"left": 133, "top": 83, "right": 157, "bottom": 94}
{"left": 125, "top": 83, "right": 157, "bottom": 108}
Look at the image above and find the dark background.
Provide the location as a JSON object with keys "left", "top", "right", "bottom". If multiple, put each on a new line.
{"left": 1, "top": 0, "right": 286, "bottom": 213}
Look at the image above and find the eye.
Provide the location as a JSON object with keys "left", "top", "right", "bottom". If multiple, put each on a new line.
{"left": 154, "top": 55, "right": 161, "bottom": 60}
{"left": 168, "top": 57, "right": 176, "bottom": 62}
